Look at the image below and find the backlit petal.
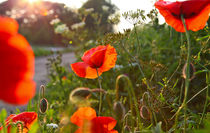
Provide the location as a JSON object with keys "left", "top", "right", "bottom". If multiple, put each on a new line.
{"left": 82, "top": 45, "right": 106, "bottom": 67}
{"left": 0, "top": 112, "right": 37, "bottom": 132}
{"left": 100, "top": 44, "right": 117, "bottom": 72}
{"left": 93, "top": 117, "right": 117, "bottom": 131}
{"left": 70, "top": 107, "right": 96, "bottom": 126}
{"left": 155, "top": 0, "right": 210, "bottom": 32}
{"left": 0, "top": 16, "right": 18, "bottom": 35}
{"left": 0, "top": 25, "right": 35, "bottom": 105}
{"left": 85, "top": 66, "right": 102, "bottom": 79}
{"left": 71, "top": 62, "right": 89, "bottom": 78}
{"left": 186, "top": 4, "right": 210, "bottom": 31}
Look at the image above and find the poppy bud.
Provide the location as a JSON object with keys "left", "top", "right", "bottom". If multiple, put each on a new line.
{"left": 140, "top": 105, "right": 150, "bottom": 120}
{"left": 113, "top": 101, "right": 125, "bottom": 120}
{"left": 39, "top": 98, "right": 48, "bottom": 114}
{"left": 182, "top": 63, "right": 196, "bottom": 80}
{"left": 139, "top": 98, "right": 144, "bottom": 106}
{"left": 69, "top": 88, "right": 91, "bottom": 104}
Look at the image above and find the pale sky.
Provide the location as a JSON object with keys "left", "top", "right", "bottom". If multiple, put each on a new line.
{"left": 0, "top": 0, "right": 165, "bottom": 32}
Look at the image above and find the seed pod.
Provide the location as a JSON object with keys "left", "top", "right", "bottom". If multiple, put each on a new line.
{"left": 39, "top": 98, "right": 48, "bottom": 114}
{"left": 69, "top": 87, "right": 91, "bottom": 104}
{"left": 182, "top": 63, "right": 196, "bottom": 80}
{"left": 113, "top": 101, "right": 125, "bottom": 120}
{"left": 140, "top": 105, "right": 150, "bottom": 120}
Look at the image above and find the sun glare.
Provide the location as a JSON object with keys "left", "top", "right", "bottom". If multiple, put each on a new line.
{"left": 28, "top": 0, "right": 39, "bottom": 3}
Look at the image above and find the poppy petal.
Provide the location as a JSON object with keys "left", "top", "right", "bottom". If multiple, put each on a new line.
{"left": 11, "top": 112, "right": 37, "bottom": 128}
{"left": 0, "top": 112, "right": 37, "bottom": 132}
{"left": 155, "top": 1, "right": 184, "bottom": 32}
{"left": 0, "top": 33, "right": 35, "bottom": 104}
{"left": 93, "top": 117, "right": 117, "bottom": 131}
{"left": 71, "top": 62, "right": 102, "bottom": 79}
{"left": 185, "top": 4, "right": 210, "bottom": 31}
{"left": 100, "top": 44, "right": 117, "bottom": 72}
{"left": 70, "top": 107, "right": 96, "bottom": 126}
{"left": 86, "top": 66, "right": 102, "bottom": 79}
{"left": 155, "top": 0, "right": 210, "bottom": 32}
{"left": 71, "top": 62, "right": 89, "bottom": 78}
{"left": 109, "top": 130, "right": 118, "bottom": 133}
{"left": 89, "top": 48, "right": 106, "bottom": 68}
{"left": 0, "top": 16, "right": 18, "bottom": 35}
{"left": 82, "top": 45, "right": 106, "bottom": 67}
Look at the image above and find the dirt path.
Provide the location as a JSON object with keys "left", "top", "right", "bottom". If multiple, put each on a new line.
{"left": 0, "top": 52, "right": 76, "bottom": 113}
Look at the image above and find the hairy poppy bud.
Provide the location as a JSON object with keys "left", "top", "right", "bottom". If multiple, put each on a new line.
{"left": 39, "top": 98, "right": 48, "bottom": 114}
{"left": 182, "top": 63, "right": 196, "bottom": 80}
{"left": 140, "top": 105, "right": 150, "bottom": 120}
{"left": 113, "top": 101, "right": 125, "bottom": 120}
{"left": 69, "top": 88, "right": 91, "bottom": 104}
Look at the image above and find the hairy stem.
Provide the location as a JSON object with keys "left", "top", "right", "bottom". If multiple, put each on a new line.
{"left": 174, "top": 15, "right": 191, "bottom": 132}
{"left": 96, "top": 68, "right": 103, "bottom": 116}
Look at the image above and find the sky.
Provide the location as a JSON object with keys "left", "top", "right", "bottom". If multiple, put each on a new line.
{"left": 0, "top": 0, "right": 165, "bottom": 32}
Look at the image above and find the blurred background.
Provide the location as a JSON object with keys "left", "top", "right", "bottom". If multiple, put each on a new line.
{"left": 0, "top": 0, "right": 156, "bottom": 47}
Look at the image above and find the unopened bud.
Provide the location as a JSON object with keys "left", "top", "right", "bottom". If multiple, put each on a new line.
{"left": 113, "top": 101, "right": 125, "bottom": 120}
{"left": 69, "top": 87, "right": 91, "bottom": 104}
{"left": 182, "top": 63, "right": 196, "bottom": 80}
{"left": 140, "top": 105, "right": 150, "bottom": 120}
{"left": 39, "top": 98, "right": 48, "bottom": 114}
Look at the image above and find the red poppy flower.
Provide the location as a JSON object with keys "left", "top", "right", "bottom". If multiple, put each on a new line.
{"left": 70, "top": 107, "right": 118, "bottom": 133}
{"left": 71, "top": 45, "right": 117, "bottom": 79}
{"left": 155, "top": 0, "right": 210, "bottom": 32}
{"left": 0, "top": 112, "right": 37, "bottom": 133}
{"left": 0, "top": 16, "right": 35, "bottom": 105}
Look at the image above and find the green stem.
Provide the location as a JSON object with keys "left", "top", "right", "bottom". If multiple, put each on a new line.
{"left": 116, "top": 75, "right": 142, "bottom": 130}
{"left": 199, "top": 73, "right": 209, "bottom": 125}
{"left": 96, "top": 68, "right": 103, "bottom": 116}
{"left": 182, "top": 15, "right": 191, "bottom": 133}
{"left": 121, "top": 43, "right": 145, "bottom": 78}
{"left": 174, "top": 15, "right": 191, "bottom": 132}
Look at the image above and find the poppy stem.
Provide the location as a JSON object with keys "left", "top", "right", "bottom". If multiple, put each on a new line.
{"left": 96, "top": 68, "right": 103, "bottom": 116}
{"left": 174, "top": 15, "right": 191, "bottom": 132}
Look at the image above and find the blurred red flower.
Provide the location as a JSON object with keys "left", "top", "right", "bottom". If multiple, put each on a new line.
{"left": 155, "top": 0, "right": 210, "bottom": 32}
{"left": 71, "top": 45, "right": 117, "bottom": 79}
{"left": 71, "top": 107, "right": 118, "bottom": 133}
{"left": 0, "top": 16, "right": 35, "bottom": 105}
{"left": 0, "top": 112, "right": 37, "bottom": 133}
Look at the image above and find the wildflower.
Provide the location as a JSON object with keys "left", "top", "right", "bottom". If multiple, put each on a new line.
{"left": 55, "top": 24, "right": 69, "bottom": 34}
{"left": 46, "top": 123, "right": 59, "bottom": 129}
{"left": 155, "top": 0, "right": 210, "bottom": 32}
{"left": 0, "top": 112, "right": 37, "bottom": 133}
{"left": 50, "top": 18, "right": 60, "bottom": 25}
{"left": 70, "top": 107, "right": 118, "bottom": 133}
{"left": 85, "top": 8, "right": 94, "bottom": 13}
{"left": 102, "top": 5, "right": 109, "bottom": 11}
{"left": 71, "top": 22, "right": 86, "bottom": 30}
{"left": 0, "top": 16, "right": 35, "bottom": 105}
{"left": 71, "top": 44, "right": 117, "bottom": 79}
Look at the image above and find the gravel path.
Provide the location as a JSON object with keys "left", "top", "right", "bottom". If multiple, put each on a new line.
{"left": 0, "top": 52, "right": 76, "bottom": 114}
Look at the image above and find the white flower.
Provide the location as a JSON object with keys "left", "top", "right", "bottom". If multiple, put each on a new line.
{"left": 85, "top": 8, "right": 94, "bottom": 13}
{"left": 114, "top": 63, "right": 138, "bottom": 69}
{"left": 55, "top": 24, "right": 69, "bottom": 34}
{"left": 102, "top": 5, "right": 109, "bottom": 11}
{"left": 46, "top": 123, "right": 58, "bottom": 129}
{"left": 50, "top": 18, "right": 60, "bottom": 25}
{"left": 71, "top": 22, "right": 85, "bottom": 30}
